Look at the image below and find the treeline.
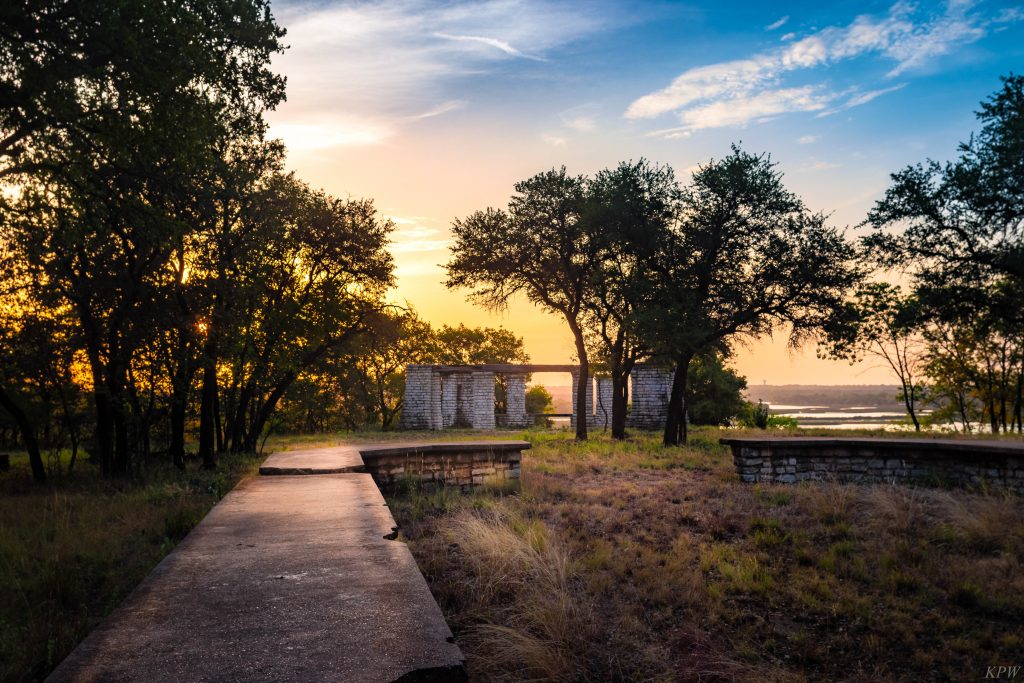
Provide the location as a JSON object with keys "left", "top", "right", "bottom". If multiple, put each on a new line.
{"left": 823, "top": 76, "right": 1024, "bottom": 435}
{"left": 0, "top": 1, "right": 402, "bottom": 481}
{"left": 446, "top": 77, "right": 1024, "bottom": 444}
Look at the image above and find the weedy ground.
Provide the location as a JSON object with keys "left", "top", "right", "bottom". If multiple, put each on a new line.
{"left": 386, "top": 428, "right": 1024, "bottom": 682}
{"left": 3, "top": 427, "right": 1022, "bottom": 682}
{"left": 0, "top": 449, "right": 272, "bottom": 682}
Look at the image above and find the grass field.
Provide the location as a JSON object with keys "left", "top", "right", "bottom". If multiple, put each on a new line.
{"left": 0, "top": 450, "right": 268, "bottom": 681}
{"left": 386, "top": 428, "right": 1024, "bottom": 682}
{"left": 2, "top": 427, "right": 1022, "bottom": 682}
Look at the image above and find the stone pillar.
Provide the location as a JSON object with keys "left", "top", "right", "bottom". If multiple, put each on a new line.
{"left": 569, "top": 370, "right": 594, "bottom": 429}
{"left": 592, "top": 377, "right": 614, "bottom": 430}
{"left": 470, "top": 371, "right": 496, "bottom": 429}
{"left": 626, "top": 365, "right": 672, "bottom": 430}
{"left": 399, "top": 364, "right": 433, "bottom": 430}
{"left": 504, "top": 374, "right": 529, "bottom": 428}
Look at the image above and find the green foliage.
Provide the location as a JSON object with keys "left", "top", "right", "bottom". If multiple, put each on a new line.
{"left": 863, "top": 75, "right": 1024, "bottom": 434}
{"left": 525, "top": 385, "right": 555, "bottom": 415}
{"left": 685, "top": 347, "right": 748, "bottom": 425}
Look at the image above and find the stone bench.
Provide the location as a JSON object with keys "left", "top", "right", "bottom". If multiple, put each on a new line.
{"left": 721, "top": 437, "right": 1024, "bottom": 493}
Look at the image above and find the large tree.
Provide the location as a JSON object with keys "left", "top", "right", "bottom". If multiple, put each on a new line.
{"left": 638, "top": 146, "right": 861, "bottom": 445}
{"left": 863, "top": 75, "right": 1024, "bottom": 435}
{"left": 864, "top": 74, "right": 1024, "bottom": 318}
{"left": 0, "top": 0, "right": 286, "bottom": 475}
{"left": 446, "top": 169, "right": 597, "bottom": 439}
{"left": 582, "top": 160, "right": 679, "bottom": 439}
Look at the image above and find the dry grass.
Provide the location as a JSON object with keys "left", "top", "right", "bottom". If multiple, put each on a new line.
{"left": 388, "top": 427, "right": 1024, "bottom": 682}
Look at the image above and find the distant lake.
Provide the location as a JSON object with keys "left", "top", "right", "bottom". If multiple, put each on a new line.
{"left": 748, "top": 385, "right": 913, "bottom": 430}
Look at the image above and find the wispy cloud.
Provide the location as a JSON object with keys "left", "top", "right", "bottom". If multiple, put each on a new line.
{"left": 766, "top": 16, "right": 789, "bottom": 31}
{"left": 387, "top": 217, "right": 451, "bottom": 253}
{"left": 434, "top": 32, "right": 545, "bottom": 60}
{"left": 817, "top": 84, "right": 908, "bottom": 117}
{"left": 797, "top": 135, "right": 818, "bottom": 144}
{"left": 542, "top": 134, "right": 568, "bottom": 146}
{"left": 269, "top": 0, "right": 618, "bottom": 151}
{"left": 626, "top": 1, "right": 1019, "bottom": 135}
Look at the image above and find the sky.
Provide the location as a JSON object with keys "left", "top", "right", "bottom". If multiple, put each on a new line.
{"left": 264, "top": 0, "right": 1024, "bottom": 385}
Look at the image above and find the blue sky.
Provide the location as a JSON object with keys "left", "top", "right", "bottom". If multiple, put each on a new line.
{"left": 266, "top": 0, "right": 1023, "bottom": 384}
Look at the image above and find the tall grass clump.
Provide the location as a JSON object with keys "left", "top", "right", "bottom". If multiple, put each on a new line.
{"left": 444, "top": 509, "right": 598, "bottom": 681}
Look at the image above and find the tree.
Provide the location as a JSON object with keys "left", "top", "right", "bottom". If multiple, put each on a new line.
{"left": 1, "top": 0, "right": 287, "bottom": 475}
{"left": 863, "top": 75, "right": 1024, "bottom": 321}
{"left": 446, "top": 169, "right": 596, "bottom": 439}
{"left": 821, "top": 283, "right": 928, "bottom": 431}
{"left": 525, "top": 385, "right": 554, "bottom": 415}
{"left": 864, "top": 75, "right": 1024, "bottom": 434}
{"left": 347, "top": 311, "right": 437, "bottom": 430}
{"left": 433, "top": 324, "right": 530, "bottom": 365}
{"left": 686, "top": 348, "right": 748, "bottom": 426}
{"left": 218, "top": 177, "right": 394, "bottom": 451}
{"left": 637, "top": 146, "right": 861, "bottom": 445}
{"left": 582, "top": 160, "right": 679, "bottom": 439}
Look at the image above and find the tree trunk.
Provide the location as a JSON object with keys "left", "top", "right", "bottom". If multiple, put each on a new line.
{"left": 901, "top": 380, "right": 921, "bottom": 432}
{"left": 570, "top": 324, "right": 589, "bottom": 441}
{"left": 198, "top": 354, "right": 218, "bottom": 469}
{"left": 663, "top": 353, "right": 692, "bottom": 446}
{"left": 169, "top": 393, "right": 187, "bottom": 469}
{"left": 94, "top": 389, "right": 114, "bottom": 474}
{"left": 609, "top": 357, "right": 636, "bottom": 440}
{"left": 0, "top": 384, "right": 45, "bottom": 482}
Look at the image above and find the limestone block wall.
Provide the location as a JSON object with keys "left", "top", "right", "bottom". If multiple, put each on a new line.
{"left": 398, "top": 365, "right": 437, "bottom": 430}
{"left": 470, "top": 371, "right": 496, "bottom": 429}
{"left": 441, "top": 372, "right": 473, "bottom": 428}
{"left": 725, "top": 438, "right": 1024, "bottom": 494}
{"left": 502, "top": 374, "right": 530, "bottom": 428}
{"left": 361, "top": 446, "right": 524, "bottom": 491}
{"left": 627, "top": 365, "right": 672, "bottom": 430}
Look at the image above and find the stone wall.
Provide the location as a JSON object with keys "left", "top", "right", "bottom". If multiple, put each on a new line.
{"left": 359, "top": 444, "right": 524, "bottom": 491}
{"left": 626, "top": 366, "right": 672, "bottom": 430}
{"left": 398, "top": 365, "right": 437, "bottom": 430}
{"left": 724, "top": 438, "right": 1024, "bottom": 494}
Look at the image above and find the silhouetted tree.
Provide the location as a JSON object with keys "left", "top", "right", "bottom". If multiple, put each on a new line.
{"left": 446, "top": 168, "right": 596, "bottom": 439}
{"left": 582, "top": 160, "right": 679, "bottom": 438}
{"left": 637, "top": 146, "right": 861, "bottom": 445}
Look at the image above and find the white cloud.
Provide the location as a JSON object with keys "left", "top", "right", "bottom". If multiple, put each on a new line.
{"left": 272, "top": 119, "right": 390, "bottom": 149}
{"left": 677, "top": 87, "right": 832, "bottom": 131}
{"left": 542, "top": 134, "right": 567, "bottom": 146}
{"left": 269, "top": 0, "right": 618, "bottom": 150}
{"left": 797, "top": 135, "right": 818, "bottom": 144}
{"left": 625, "top": 1, "right": 1020, "bottom": 135}
{"left": 817, "top": 84, "right": 908, "bottom": 116}
{"left": 766, "top": 16, "right": 789, "bottom": 31}
{"left": 564, "top": 115, "right": 597, "bottom": 132}
{"left": 434, "top": 32, "right": 546, "bottom": 60}
{"left": 388, "top": 220, "right": 451, "bottom": 253}
{"left": 798, "top": 160, "right": 842, "bottom": 172}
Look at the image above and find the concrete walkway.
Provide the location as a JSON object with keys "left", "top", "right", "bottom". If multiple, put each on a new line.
{"left": 47, "top": 445, "right": 471, "bottom": 682}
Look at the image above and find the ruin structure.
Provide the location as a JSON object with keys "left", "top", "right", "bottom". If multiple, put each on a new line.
{"left": 398, "top": 363, "right": 673, "bottom": 431}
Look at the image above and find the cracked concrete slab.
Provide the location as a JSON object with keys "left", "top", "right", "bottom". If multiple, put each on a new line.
{"left": 259, "top": 446, "right": 366, "bottom": 475}
{"left": 47, "top": 474, "right": 465, "bottom": 682}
